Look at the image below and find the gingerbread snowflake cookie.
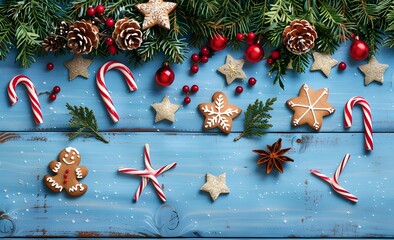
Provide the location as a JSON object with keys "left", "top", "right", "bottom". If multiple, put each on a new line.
{"left": 44, "top": 147, "right": 88, "bottom": 197}
{"left": 286, "top": 84, "right": 335, "bottom": 131}
{"left": 198, "top": 92, "right": 242, "bottom": 134}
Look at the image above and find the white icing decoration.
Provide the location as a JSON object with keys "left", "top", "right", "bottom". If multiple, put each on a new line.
{"left": 69, "top": 183, "right": 84, "bottom": 192}
{"left": 52, "top": 162, "right": 61, "bottom": 173}
{"left": 62, "top": 157, "right": 75, "bottom": 165}
{"left": 75, "top": 168, "right": 83, "bottom": 178}
{"left": 201, "top": 94, "right": 239, "bottom": 131}
{"left": 46, "top": 177, "right": 63, "bottom": 191}
{"left": 71, "top": 156, "right": 75, "bottom": 160}
{"left": 65, "top": 147, "right": 79, "bottom": 155}
{"left": 65, "top": 154, "right": 68, "bottom": 157}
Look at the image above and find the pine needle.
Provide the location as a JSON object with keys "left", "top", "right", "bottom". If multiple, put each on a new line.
{"left": 66, "top": 103, "right": 109, "bottom": 144}
{"left": 234, "top": 98, "right": 276, "bottom": 141}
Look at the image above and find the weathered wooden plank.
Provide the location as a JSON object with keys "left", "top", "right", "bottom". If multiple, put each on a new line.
{"left": 0, "top": 44, "right": 393, "bottom": 133}
{"left": 0, "top": 132, "right": 392, "bottom": 237}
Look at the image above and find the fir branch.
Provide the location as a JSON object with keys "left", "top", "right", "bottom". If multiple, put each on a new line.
{"left": 268, "top": 58, "right": 288, "bottom": 90}
{"left": 66, "top": 103, "right": 109, "bottom": 143}
{"left": 234, "top": 98, "right": 277, "bottom": 141}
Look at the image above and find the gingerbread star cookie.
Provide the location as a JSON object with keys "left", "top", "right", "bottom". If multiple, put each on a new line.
{"left": 286, "top": 84, "right": 335, "bottom": 131}
{"left": 135, "top": 0, "right": 177, "bottom": 30}
{"left": 358, "top": 56, "right": 388, "bottom": 85}
{"left": 201, "top": 173, "right": 230, "bottom": 201}
{"left": 64, "top": 54, "right": 93, "bottom": 80}
{"left": 217, "top": 54, "right": 246, "bottom": 85}
{"left": 198, "top": 92, "right": 242, "bottom": 134}
{"left": 151, "top": 96, "right": 180, "bottom": 123}
{"left": 310, "top": 52, "right": 338, "bottom": 77}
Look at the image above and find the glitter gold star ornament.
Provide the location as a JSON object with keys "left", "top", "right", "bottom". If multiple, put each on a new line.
{"left": 358, "top": 56, "right": 388, "bottom": 85}
{"left": 64, "top": 54, "right": 93, "bottom": 80}
{"left": 151, "top": 96, "right": 181, "bottom": 123}
{"left": 201, "top": 173, "right": 230, "bottom": 201}
{"left": 310, "top": 52, "right": 338, "bottom": 77}
{"left": 135, "top": 0, "right": 177, "bottom": 30}
{"left": 217, "top": 54, "right": 246, "bottom": 85}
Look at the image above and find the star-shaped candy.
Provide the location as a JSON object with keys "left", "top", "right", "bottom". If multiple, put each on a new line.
{"left": 286, "top": 84, "right": 335, "bottom": 131}
{"left": 64, "top": 54, "right": 93, "bottom": 80}
{"left": 135, "top": 0, "right": 177, "bottom": 30}
{"left": 310, "top": 52, "right": 338, "bottom": 77}
{"left": 358, "top": 56, "right": 388, "bottom": 85}
{"left": 151, "top": 96, "right": 181, "bottom": 123}
{"left": 217, "top": 54, "right": 246, "bottom": 85}
{"left": 118, "top": 144, "right": 176, "bottom": 202}
{"left": 198, "top": 92, "right": 242, "bottom": 134}
{"left": 201, "top": 173, "right": 230, "bottom": 201}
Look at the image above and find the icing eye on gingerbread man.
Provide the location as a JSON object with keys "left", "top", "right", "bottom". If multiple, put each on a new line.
{"left": 60, "top": 147, "right": 81, "bottom": 165}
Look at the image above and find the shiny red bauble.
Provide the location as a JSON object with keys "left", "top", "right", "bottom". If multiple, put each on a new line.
{"left": 209, "top": 34, "right": 228, "bottom": 51}
{"left": 96, "top": 5, "right": 105, "bottom": 14}
{"left": 350, "top": 37, "right": 369, "bottom": 60}
{"left": 86, "top": 7, "right": 96, "bottom": 16}
{"left": 155, "top": 62, "right": 175, "bottom": 87}
{"left": 338, "top": 62, "right": 347, "bottom": 70}
{"left": 245, "top": 43, "right": 264, "bottom": 63}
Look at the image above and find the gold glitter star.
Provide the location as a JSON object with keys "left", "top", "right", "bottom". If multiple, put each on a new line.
{"left": 310, "top": 52, "right": 338, "bottom": 77}
{"left": 64, "top": 54, "right": 93, "bottom": 80}
{"left": 200, "top": 173, "right": 230, "bottom": 202}
{"left": 151, "top": 96, "right": 181, "bottom": 123}
{"left": 358, "top": 56, "right": 388, "bottom": 85}
{"left": 135, "top": 0, "right": 177, "bottom": 30}
{"left": 217, "top": 54, "right": 246, "bottom": 85}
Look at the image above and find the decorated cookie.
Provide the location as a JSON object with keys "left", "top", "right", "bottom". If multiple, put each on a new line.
{"left": 198, "top": 92, "right": 242, "bottom": 134}
{"left": 44, "top": 147, "right": 88, "bottom": 197}
{"left": 286, "top": 84, "right": 335, "bottom": 131}
{"left": 200, "top": 173, "right": 230, "bottom": 202}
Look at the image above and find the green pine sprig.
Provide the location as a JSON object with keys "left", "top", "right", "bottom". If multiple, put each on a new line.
{"left": 66, "top": 103, "right": 109, "bottom": 144}
{"left": 234, "top": 98, "right": 277, "bottom": 142}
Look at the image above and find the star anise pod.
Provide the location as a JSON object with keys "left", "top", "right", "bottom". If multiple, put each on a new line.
{"left": 252, "top": 138, "right": 294, "bottom": 174}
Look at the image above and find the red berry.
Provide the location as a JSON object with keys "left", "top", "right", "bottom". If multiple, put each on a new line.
{"left": 191, "top": 53, "right": 200, "bottom": 62}
{"left": 246, "top": 32, "right": 255, "bottom": 41}
{"left": 86, "top": 7, "right": 96, "bottom": 16}
{"left": 200, "top": 46, "right": 210, "bottom": 56}
{"left": 46, "top": 62, "right": 54, "bottom": 70}
{"left": 338, "top": 62, "right": 347, "bottom": 70}
{"left": 266, "top": 57, "right": 274, "bottom": 65}
{"left": 246, "top": 37, "right": 254, "bottom": 45}
{"left": 235, "top": 86, "right": 243, "bottom": 94}
{"left": 248, "top": 77, "right": 257, "bottom": 86}
{"left": 190, "top": 64, "right": 199, "bottom": 73}
{"left": 182, "top": 85, "right": 190, "bottom": 93}
{"left": 184, "top": 96, "right": 191, "bottom": 104}
{"left": 96, "top": 4, "right": 105, "bottom": 14}
{"left": 236, "top": 33, "right": 244, "bottom": 41}
{"left": 49, "top": 93, "right": 57, "bottom": 101}
{"left": 270, "top": 50, "right": 280, "bottom": 60}
{"left": 106, "top": 17, "right": 115, "bottom": 27}
{"left": 53, "top": 86, "right": 61, "bottom": 94}
{"left": 109, "top": 45, "right": 117, "bottom": 54}
{"left": 105, "top": 37, "right": 114, "bottom": 45}
{"left": 200, "top": 55, "right": 209, "bottom": 63}
{"left": 191, "top": 84, "right": 199, "bottom": 93}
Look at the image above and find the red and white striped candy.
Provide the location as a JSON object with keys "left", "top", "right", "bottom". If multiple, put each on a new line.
{"left": 344, "top": 96, "right": 373, "bottom": 150}
{"left": 8, "top": 75, "right": 43, "bottom": 124}
{"left": 311, "top": 154, "right": 358, "bottom": 203}
{"left": 96, "top": 61, "right": 138, "bottom": 123}
{"left": 118, "top": 144, "right": 176, "bottom": 202}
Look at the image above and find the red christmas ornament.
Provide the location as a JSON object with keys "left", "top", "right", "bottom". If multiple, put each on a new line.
{"left": 182, "top": 85, "right": 190, "bottom": 93}
{"left": 191, "top": 84, "right": 199, "bottom": 93}
{"left": 53, "top": 86, "right": 61, "bottom": 94}
{"left": 49, "top": 93, "right": 57, "bottom": 101}
{"left": 191, "top": 53, "right": 200, "bottom": 63}
{"left": 155, "top": 62, "right": 175, "bottom": 87}
{"left": 86, "top": 7, "right": 96, "bottom": 16}
{"left": 200, "top": 55, "right": 209, "bottom": 63}
{"left": 46, "top": 62, "right": 54, "bottom": 70}
{"left": 96, "top": 5, "right": 105, "bottom": 15}
{"left": 235, "top": 86, "right": 243, "bottom": 94}
{"left": 105, "top": 37, "right": 114, "bottom": 45}
{"left": 190, "top": 64, "right": 199, "bottom": 73}
{"left": 350, "top": 36, "right": 369, "bottom": 60}
{"left": 106, "top": 17, "right": 115, "bottom": 27}
{"left": 200, "top": 46, "right": 210, "bottom": 56}
{"left": 209, "top": 34, "right": 228, "bottom": 51}
{"left": 184, "top": 96, "right": 191, "bottom": 104}
{"left": 270, "top": 50, "right": 280, "bottom": 60}
{"left": 236, "top": 33, "right": 244, "bottom": 41}
{"left": 245, "top": 43, "right": 264, "bottom": 63}
{"left": 266, "top": 57, "right": 274, "bottom": 65}
{"left": 248, "top": 77, "right": 257, "bottom": 86}
{"left": 338, "top": 62, "right": 347, "bottom": 70}
{"left": 108, "top": 45, "right": 117, "bottom": 54}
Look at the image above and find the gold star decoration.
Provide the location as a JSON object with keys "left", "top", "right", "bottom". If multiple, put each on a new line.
{"left": 151, "top": 96, "right": 181, "bottom": 123}
{"left": 310, "top": 52, "right": 338, "bottom": 77}
{"left": 217, "top": 54, "right": 246, "bottom": 85}
{"left": 200, "top": 173, "right": 230, "bottom": 202}
{"left": 358, "top": 56, "right": 388, "bottom": 86}
{"left": 64, "top": 54, "right": 93, "bottom": 80}
{"left": 135, "top": 0, "right": 177, "bottom": 30}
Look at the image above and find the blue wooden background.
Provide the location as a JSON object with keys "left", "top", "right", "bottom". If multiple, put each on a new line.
{"left": 0, "top": 41, "right": 394, "bottom": 237}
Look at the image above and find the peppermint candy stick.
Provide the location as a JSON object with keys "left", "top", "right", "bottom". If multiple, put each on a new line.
{"left": 311, "top": 154, "right": 358, "bottom": 203}
{"left": 8, "top": 75, "right": 43, "bottom": 124}
{"left": 344, "top": 96, "right": 373, "bottom": 150}
{"left": 96, "top": 61, "right": 138, "bottom": 123}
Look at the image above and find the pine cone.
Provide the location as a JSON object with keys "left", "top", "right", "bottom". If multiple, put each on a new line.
{"left": 67, "top": 20, "right": 99, "bottom": 54}
{"left": 282, "top": 19, "right": 317, "bottom": 55}
{"left": 42, "top": 35, "right": 65, "bottom": 52}
{"left": 59, "top": 21, "right": 69, "bottom": 37}
{"left": 112, "top": 17, "right": 142, "bottom": 51}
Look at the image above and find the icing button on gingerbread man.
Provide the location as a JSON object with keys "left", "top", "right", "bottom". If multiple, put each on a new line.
{"left": 44, "top": 147, "right": 88, "bottom": 197}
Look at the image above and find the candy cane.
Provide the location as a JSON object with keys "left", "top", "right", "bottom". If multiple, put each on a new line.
{"left": 344, "top": 96, "right": 373, "bottom": 150}
{"left": 8, "top": 75, "right": 43, "bottom": 124}
{"left": 96, "top": 61, "right": 138, "bottom": 123}
{"left": 311, "top": 154, "right": 358, "bottom": 203}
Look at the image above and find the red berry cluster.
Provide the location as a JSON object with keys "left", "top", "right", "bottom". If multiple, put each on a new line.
{"left": 182, "top": 84, "right": 199, "bottom": 104}
{"left": 236, "top": 32, "right": 256, "bottom": 45}
{"left": 49, "top": 86, "right": 61, "bottom": 101}
{"left": 86, "top": 5, "right": 106, "bottom": 17}
{"left": 266, "top": 50, "right": 281, "bottom": 65}
{"left": 234, "top": 77, "right": 257, "bottom": 94}
{"left": 190, "top": 46, "right": 211, "bottom": 74}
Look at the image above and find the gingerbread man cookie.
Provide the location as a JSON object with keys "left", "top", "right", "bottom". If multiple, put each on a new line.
{"left": 44, "top": 147, "right": 88, "bottom": 197}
